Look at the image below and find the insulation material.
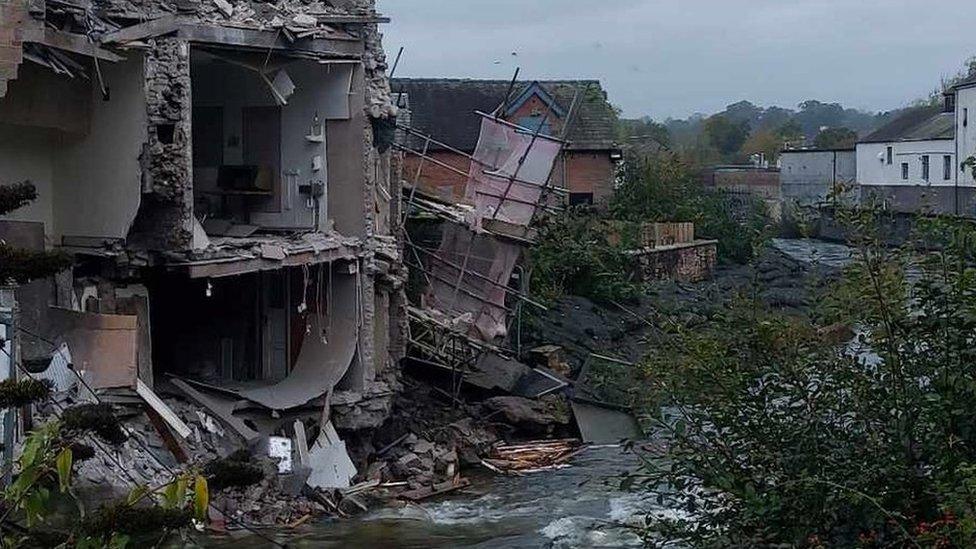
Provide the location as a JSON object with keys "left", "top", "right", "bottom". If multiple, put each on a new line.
{"left": 305, "top": 421, "right": 357, "bottom": 489}
{"left": 464, "top": 116, "right": 562, "bottom": 227}
{"left": 35, "top": 343, "right": 76, "bottom": 392}
{"left": 425, "top": 223, "right": 521, "bottom": 341}
{"left": 45, "top": 307, "right": 138, "bottom": 389}
{"left": 235, "top": 273, "right": 358, "bottom": 410}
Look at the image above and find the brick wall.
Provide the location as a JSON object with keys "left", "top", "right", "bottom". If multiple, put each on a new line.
{"left": 406, "top": 148, "right": 616, "bottom": 208}
{"left": 403, "top": 150, "right": 471, "bottom": 202}
{"left": 0, "top": 0, "right": 26, "bottom": 98}
{"left": 560, "top": 151, "right": 614, "bottom": 205}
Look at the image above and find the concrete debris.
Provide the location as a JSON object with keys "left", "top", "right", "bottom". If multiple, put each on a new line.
{"left": 213, "top": 0, "right": 234, "bottom": 18}
{"left": 482, "top": 395, "right": 571, "bottom": 437}
{"left": 306, "top": 421, "right": 357, "bottom": 489}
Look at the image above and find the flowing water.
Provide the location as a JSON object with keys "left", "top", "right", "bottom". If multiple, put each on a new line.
{"left": 213, "top": 446, "right": 670, "bottom": 548}
{"left": 209, "top": 239, "right": 860, "bottom": 548}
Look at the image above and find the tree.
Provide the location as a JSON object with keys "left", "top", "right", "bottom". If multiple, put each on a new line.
{"left": 632, "top": 209, "right": 976, "bottom": 546}
{"left": 813, "top": 126, "right": 858, "bottom": 149}
{"left": 703, "top": 115, "right": 750, "bottom": 157}
{"left": 0, "top": 181, "right": 71, "bottom": 285}
{"left": 740, "top": 129, "right": 786, "bottom": 162}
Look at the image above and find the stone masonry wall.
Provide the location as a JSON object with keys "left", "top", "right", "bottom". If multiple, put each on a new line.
{"left": 127, "top": 37, "right": 194, "bottom": 251}
{"left": 633, "top": 242, "right": 718, "bottom": 283}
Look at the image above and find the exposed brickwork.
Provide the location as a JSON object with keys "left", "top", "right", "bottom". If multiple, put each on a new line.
{"left": 403, "top": 150, "right": 470, "bottom": 201}
{"left": 555, "top": 151, "right": 615, "bottom": 205}
{"left": 0, "top": 0, "right": 26, "bottom": 98}
{"left": 406, "top": 148, "right": 616, "bottom": 209}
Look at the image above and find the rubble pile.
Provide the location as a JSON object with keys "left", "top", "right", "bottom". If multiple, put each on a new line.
{"left": 37, "top": 393, "right": 330, "bottom": 527}
{"left": 359, "top": 379, "right": 498, "bottom": 496}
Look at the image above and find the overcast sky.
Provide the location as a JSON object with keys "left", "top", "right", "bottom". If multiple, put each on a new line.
{"left": 378, "top": 0, "right": 975, "bottom": 120}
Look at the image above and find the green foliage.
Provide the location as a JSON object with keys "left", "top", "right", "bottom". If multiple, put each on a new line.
{"left": 813, "top": 126, "right": 858, "bottom": 149}
{"left": 203, "top": 450, "right": 265, "bottom": 491}
{"left": 82, "top": 502, "right": 191, "bottom": 538}
{"left": 631, "top": 210, "right": 976, "bottom": 546}
{"left": 0, "top": 180, "right": 73, "bottom": 285}
{"left": 0, "top": 245, "right": 73, "bottom": 286}
{"left": 703, "top": 115, "right": 750, "bottom": 156}
{"left": 0, "top": 182, "right": 37, "bottom": 216}
{"left": 0, "top": 379, "right": 52, "bottom": 409}
{"left": 611, "top": 155, "right": 771, "bottom": 263}
{"left": 61, "top": 404, "right": 127, "bottom": 445}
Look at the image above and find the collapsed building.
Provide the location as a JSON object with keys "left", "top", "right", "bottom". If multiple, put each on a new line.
{"left": 393, "top": 78, "right": 622, "bottom": 209}
{"left": 0, "top": 0, "right": 405, "bottom": 485}
{"left": 393, "top": 78, "right": 643, "bottom": 446}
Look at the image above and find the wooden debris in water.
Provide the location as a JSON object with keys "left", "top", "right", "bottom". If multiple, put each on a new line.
{"left": 483, "top": 438, "right": 586, "bottom": 474}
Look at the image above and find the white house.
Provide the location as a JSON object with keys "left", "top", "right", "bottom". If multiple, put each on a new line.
{"left": 856, "top": 78, "right": 976, "bottom": 216}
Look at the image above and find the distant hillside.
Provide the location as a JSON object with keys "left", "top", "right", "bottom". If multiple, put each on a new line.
{"left": 619, "top": 100, "right": 909, "bottom": 166}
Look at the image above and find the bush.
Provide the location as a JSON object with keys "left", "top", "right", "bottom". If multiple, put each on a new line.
{"left": 611, "top": 155, "right": 771, "bottom": 263}
{"left": 528, "top": 208, "right": 641, "bottom": 304}
{"left": 61, "top": 404, "right": 126, "bottom": 445}
{"left": 632, "top": 210, "right": 976, "bottom": 546}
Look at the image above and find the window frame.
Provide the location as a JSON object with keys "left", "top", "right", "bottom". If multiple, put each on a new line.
{"left": 944, "top": 155, "right": 953, "bottom": 181}
{"left": 921, "top": 155, "right": 930, "bottom": 182}
{"left": 886, "top": 146, "right": 893, "bottom": 165}
{"left": 901, "top": 162, "right": 909, "bottom": 181}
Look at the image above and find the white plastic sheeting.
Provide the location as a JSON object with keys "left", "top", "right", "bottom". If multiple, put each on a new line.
{"left": 464, "top": 116, "right": 562, "bottom": 228}
{"left": 425, "top": 223, "right": 521, "bottom": 341}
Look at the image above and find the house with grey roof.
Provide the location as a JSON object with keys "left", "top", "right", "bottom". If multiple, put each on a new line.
{"left": 393, "top": 78, "right": 621, "bottom": 208}
{"left": 856, "top": 79, "right": 976, "bottom": 215}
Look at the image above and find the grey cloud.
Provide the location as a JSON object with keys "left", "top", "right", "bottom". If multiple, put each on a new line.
{"left": 379, "top": 0, "right": 975, "bottom": 118}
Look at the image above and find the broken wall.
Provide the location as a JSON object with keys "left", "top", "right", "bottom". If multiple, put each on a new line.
{"left": 0, "top": 58, "right": 144, "bottom": 244}
{"left": 128, "top": 37, "right": 194, "bottom": 251}
{"left": 54, "top": 55, "right": 146, "bottom": 242}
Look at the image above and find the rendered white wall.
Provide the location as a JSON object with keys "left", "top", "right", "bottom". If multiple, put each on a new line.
{"left": 53, "top": 56, "right": 146, "bottom": 240}
{"left": 857, "top": 140, "right": 955, "bottom": 187}
{"left": 957, "top": 86, "right": 976, "bottom": 186}
{"left": 0, "top": 125, "right": 56, "bottom": 241}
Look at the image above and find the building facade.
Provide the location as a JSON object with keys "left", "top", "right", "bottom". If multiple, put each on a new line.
{"left": 856, "top": 82, "right": 976, "bottom": 215}
{"left": 393, "top": 78, "right": 621, "bottom": 208}
{"left": 0, "top": 0, "right": 405, "bottom": 433}
{"left": 780, "top": 148, "right": 856, "bottom": 206}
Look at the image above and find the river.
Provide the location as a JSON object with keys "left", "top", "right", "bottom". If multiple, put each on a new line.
{"left": 209, "top": 239, "right": 857, "bottom": 548}
{"left": 211, "top": 445, "right": 668, "bottom": 548}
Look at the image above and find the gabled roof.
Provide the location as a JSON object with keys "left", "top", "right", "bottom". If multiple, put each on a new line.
{"left": 392, "top": 78, "right": 618, "bottom": 152}
{"left": 503, "top": 82, "right": 567, "bottom": 119}
{"left": 859, "top": 105, "right": 954, "bottom": 144}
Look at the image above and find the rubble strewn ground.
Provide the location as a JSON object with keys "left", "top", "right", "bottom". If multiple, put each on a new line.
{"left": 25, "top": 243, "right": 841, "bottom": 536}
{"left": 521, "top": 244, "right": 841, "bottom": 371}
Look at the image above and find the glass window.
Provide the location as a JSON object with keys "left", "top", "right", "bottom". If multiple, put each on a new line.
{"left": 901, "top": 162, "right": 909, "bottom": 180}
{"left": 886, "top": 146, "right": 893, "bottom": 165}
{"left": 922, "top": 155, "right": 930, "bottom": 181}
{"left": 944, "top": 155, "right": 953, "bottom": 180}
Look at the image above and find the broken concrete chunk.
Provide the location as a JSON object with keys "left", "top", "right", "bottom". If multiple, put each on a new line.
{"left": 213, "top": 0, "right": 233, "bottom": 17}
{"left": 291, "top": 13, "right": 317, "bottom": 26}
{"left": 411, "top": 438, "right": 434, "bottom": 455}
{"left": 482, "top": 396, "right": 569, "bottom": 435}
{"left": 260, "top": 243, "right": 287, "bottom": 260}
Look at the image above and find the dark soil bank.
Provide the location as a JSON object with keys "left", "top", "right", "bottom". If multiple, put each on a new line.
{"left": 521, "top": 241, "right": 844, "bottom": 371}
